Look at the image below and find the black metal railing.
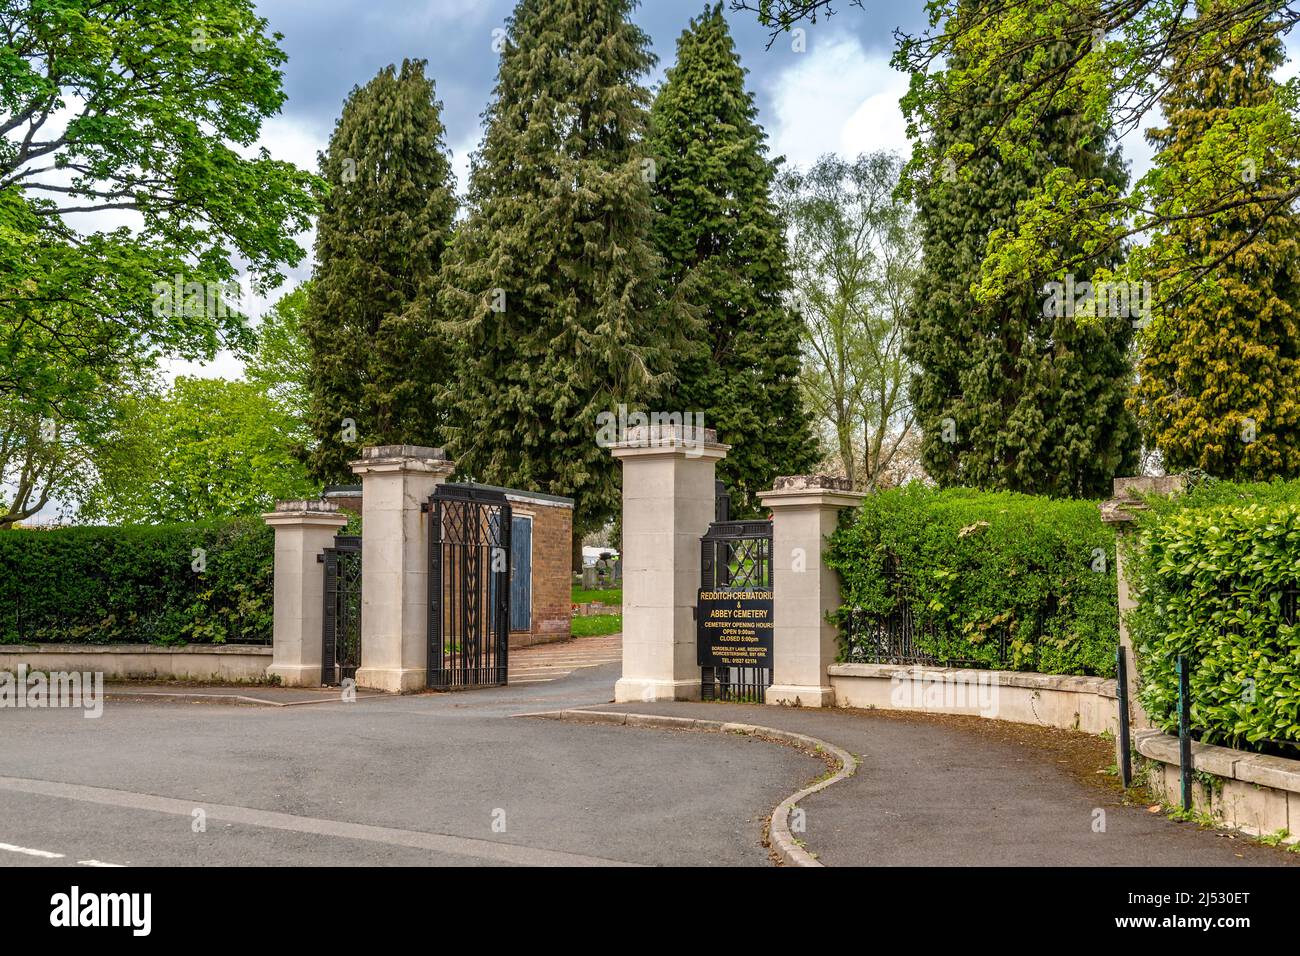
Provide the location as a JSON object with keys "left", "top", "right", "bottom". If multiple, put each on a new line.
{"left": 843, "top": 564, "right": 1050, "bottom": 671}
{"left": 321, "top": 535, "right": 362, "bottom": 685}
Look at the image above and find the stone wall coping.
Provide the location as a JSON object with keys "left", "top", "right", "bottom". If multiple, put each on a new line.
{"left": 1133, "top": 728, "right": 1300, "bottom": 794}
{"left": 828, "top": 662, "right": 1118, "bottom": 698}
{"left": 0, "top": 644, "right": 273, "bottom": 656}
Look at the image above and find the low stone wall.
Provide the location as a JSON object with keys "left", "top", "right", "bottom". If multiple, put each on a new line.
{"left": 1134, "top": 728, "right": 1300, "bottom": 842}
{"left": 827, "top": 663, "right": 1119, "bottom": 735}
{"left": 0, "top": 644, "right": 272, "bottom": 682}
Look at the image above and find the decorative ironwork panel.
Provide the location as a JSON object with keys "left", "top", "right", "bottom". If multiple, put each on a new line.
{"left": 321, "top": 535, "right": 362, "bottom": 686}
{"left": 428, "top": 484, "right": 512, "bottom": 690}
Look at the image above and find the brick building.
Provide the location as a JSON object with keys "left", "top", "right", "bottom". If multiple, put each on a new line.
{"left": 323, "top": 481, "right": 573, "bottom": 648}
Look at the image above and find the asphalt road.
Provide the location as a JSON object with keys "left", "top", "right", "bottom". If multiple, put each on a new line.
{"left": 0, "top": 664, "right": 814, "bottom": 867}
{"left": 1, "top": 660, "right": 1294, "bottom": 867}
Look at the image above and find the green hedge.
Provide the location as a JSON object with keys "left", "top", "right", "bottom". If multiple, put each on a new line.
{"left": 0, "top": 520, "right": 273, "bottom": 645}
{"left": 826, "top": 485, "right": 1118, "bottom": 676}
{"left": 1127, "top": 479, "right": 1300, "bottom": 752}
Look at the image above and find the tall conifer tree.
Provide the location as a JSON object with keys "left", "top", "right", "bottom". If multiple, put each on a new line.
{"left": 1133, "top": 15, "right": 1300, "bottom": 479}
{"left": 907, "top": 12, "right": 1139, "bottom": 497}
{"left": 440, "top": 0, "right": 682, "bottom": 548}
{"left": 648, "top": 3, "right": 816, "bottom": 512}
{"left": 303, "top": 59, "right": 457, "bottom": 483}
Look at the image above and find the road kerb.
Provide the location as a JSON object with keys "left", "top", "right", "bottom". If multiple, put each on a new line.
{"left": 526, "top": 708, "right": 859, "bottom": 867}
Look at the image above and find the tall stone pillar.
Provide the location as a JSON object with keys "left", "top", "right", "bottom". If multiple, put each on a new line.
{"left": 611, "top": 424, "right": 728, "bottom": 702}
{"left": 351, "top": 445, "right": 455, "bottom": 693}
{"left": 759, "top": 476, "right": 867, "bottom": 708}
{"left": 1100, "top": 475, "right": 1184, "bottom": 731}
{"left": 263, "top": 500, "right": 350, "bottom": 687}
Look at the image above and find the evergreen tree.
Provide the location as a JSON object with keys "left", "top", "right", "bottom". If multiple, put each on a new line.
{"left": 303, "top": 59, "right": 457, "bottom": 483}
{"left": 1132, "top": 17, "right": 1300, "bottom": 479}
{"left": 648, "top": 3, "right": 816, "bottom": 512}
{"left": 440, "top": 0, "right": 683, "bottom": 548}
{"left": 907, "top": 15, "right": 1139, "bottom": 497}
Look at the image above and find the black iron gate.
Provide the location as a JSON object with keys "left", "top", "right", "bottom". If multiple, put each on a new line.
{"left": 427, "top": 484, "right": 512, "bottom": 690}
{"left": 321, "top": 535, "right": 362, "bottom": 686}
{"left": 699, "top": 485, "right": 773, "bottom": 702}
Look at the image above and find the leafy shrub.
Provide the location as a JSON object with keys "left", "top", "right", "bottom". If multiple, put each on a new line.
{"left": 826, "top": 485, "right": 1118, "bottom": 676}
{"left": 1127, "top": 479, "right": 1300, "bottom": 751}
{"left": 0, "top": 520, "right": 273, "bottom": 645}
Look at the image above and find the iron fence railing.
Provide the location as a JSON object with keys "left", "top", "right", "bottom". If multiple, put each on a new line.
{"left": 842, "top": 566, "right": 1051, "bottom": 671}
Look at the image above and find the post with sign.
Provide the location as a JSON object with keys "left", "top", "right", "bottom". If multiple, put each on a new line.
{"left": 697, "top": 589, "right": 774, "bottom": 669}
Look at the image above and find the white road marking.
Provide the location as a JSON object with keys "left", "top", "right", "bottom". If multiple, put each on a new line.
{"left": 0, "top": 775, "right": 637, "bottom": 867}
{"left": 77, "top": 860, "right": 125, "bottom": 867}
{"left": 0, "top": 842, "right": 64, "bottom": 859}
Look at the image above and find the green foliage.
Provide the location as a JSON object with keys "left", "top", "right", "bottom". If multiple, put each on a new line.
{"left": 440, "top": 0, "right": 686, "bottom": 540}
{"left": 906, "top": 3, "right": 1138, "bottom": 498}
{"left": 1126, "top": 480, "right": 1300, "bottom": 751}
{"left": 80, "top": 376, "right": 315, "bottom": 523}
{"left": 1132, "top": 23, "right": 1300, "bottom": 479}
{"left": 900, "top": 2, "right": 1299, "bottom": 309}
{"left": 1, "top": 1, "right": 318, "bottom": 525}
{"left": 247, "top": 283, "right": 312, "bottom": 428}
{"left": 779, "top": 152, "right": 919, "bottom": 490}
{"left": 648, "top": 3, "right": 815, "bottom": 512}
{"left": 1, "top": 0, "right": 319, "bottom": 407}
{"left": 571, "top": 613, "right": 621, "bottom": 638}
{"left": 0, "top": 519, "right": 273, "bottom": 645}
{"left": 303, "top": 59, "right": 457, "bottom": 482}
{"left": 826, "top": 485, "right": 1118, "bottom": 675}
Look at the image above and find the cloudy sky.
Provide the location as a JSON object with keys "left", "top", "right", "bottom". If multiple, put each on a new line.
{"left": 172, "top": 0, "right": 1297, "bottom": 379}
{"left": 172, "top": 0, "right": 926, "bottom": 378}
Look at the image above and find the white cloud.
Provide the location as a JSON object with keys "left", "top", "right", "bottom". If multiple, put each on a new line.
{"left": 766, "top": 37, "right": 911, "bottom": 169}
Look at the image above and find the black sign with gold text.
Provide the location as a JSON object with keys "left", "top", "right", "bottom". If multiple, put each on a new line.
{"left": 696, "top": 589, "right": 774, "bottom": 667}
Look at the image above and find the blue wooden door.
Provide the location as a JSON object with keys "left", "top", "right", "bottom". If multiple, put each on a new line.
{"left": 510, "top": 515, "right": 532, "bottom": 632}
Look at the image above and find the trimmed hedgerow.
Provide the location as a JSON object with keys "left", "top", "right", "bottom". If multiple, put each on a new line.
{"left": 1126, "top": 478, "right": 1300, "bottom": 753}
{"left": 826, "top": 485, "right": 1118, "bottom": 676}
{"left": 0, "top": 520, "right": 273, "bottom": 645}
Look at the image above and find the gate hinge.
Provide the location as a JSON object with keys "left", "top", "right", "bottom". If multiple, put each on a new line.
{"left": 420, "top": 502, "right": 431, "bottom": 513}
{"left": 316, "top": 553, "right": 325, "bottom": 563}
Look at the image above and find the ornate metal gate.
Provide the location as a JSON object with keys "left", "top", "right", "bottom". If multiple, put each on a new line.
{"left": 321, "top": 535, "right": 362, "bottom": 686}
{"left": 699, "top": 487, "right": 773, "bottom": 702}
{"left": 427, "top": 484, "right": 512, "bottom": 689}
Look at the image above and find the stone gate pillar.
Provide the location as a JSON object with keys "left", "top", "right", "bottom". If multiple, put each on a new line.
{"left": 611, "top": 424, "right": 728, "bottom": 702}
{"left": 759, "top": 476, "right": 867, "bottom": 708}
{"left": 263, "top": 500, "right": 350, "bottom": 687}
{"left": 1100, "top": 475, "right": 1184, "bottom": 731}
{"left": 351, "top": 445, "right": 455, "bottom": 693}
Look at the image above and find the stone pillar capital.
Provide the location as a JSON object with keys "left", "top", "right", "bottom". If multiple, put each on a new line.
{"left": 609, "top": 424, "right": 729, "bottom": 464}
{"left": 758, "top": 475, "right": 869, "bottom": 512}
{"left": 262, "top": 499, "right": 350, "bottom": 530}
{"left": 1100, "top": 474, "right": 1186, "bottom": 526}
{"left": 350, "top": 445, "right": 456, "bottom": 479}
